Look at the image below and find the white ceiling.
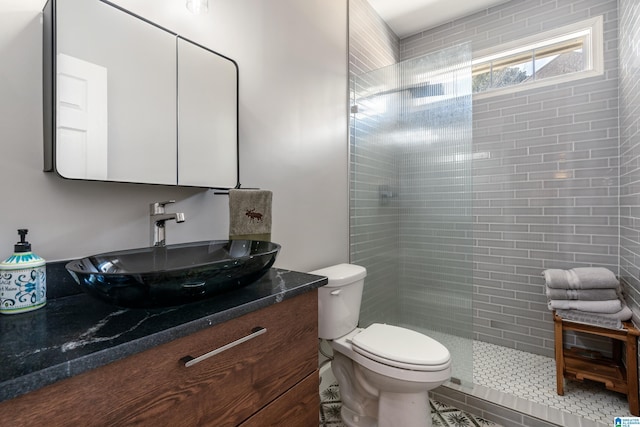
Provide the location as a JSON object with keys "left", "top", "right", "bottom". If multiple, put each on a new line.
{"left": 368, "top": 0, "right": 510, "bottom": 38}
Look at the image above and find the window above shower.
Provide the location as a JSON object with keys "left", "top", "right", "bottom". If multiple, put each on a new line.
{"left": 472, "top": 16, "right": 603, "bottom": 99}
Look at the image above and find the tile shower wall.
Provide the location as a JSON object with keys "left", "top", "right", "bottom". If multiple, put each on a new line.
{"left": 348, "top": 0, "right": 401, "bottom": 326}
{"left": 619, "top": 1, "right": 640, "bottom": 325}
{"left": 400, "top": 0, "right": 620, "bottom": 357}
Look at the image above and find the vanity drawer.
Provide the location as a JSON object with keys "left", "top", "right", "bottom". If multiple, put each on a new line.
{"left": 2, "top": 290, "right": 318, "bottom": 426}
{"left": 239, "top": 369, "right": 319, "bottom": 427}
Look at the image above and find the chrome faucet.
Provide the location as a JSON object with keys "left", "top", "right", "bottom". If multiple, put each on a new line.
{"left": 150, "top": 200, "right": 185, "bottom": 247}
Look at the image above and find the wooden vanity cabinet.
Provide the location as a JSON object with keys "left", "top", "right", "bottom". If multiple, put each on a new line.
{"left": 1, "top": 290, "right": 319, "bottom": 426}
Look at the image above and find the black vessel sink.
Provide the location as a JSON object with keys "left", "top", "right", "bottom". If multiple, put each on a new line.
{"left": 66, "top": 240, "right": 280, "bottom": 308}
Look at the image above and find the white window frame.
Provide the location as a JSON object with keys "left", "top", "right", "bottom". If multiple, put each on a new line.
{"left": 472, "top": 16, "right": 604, "bottom": 99}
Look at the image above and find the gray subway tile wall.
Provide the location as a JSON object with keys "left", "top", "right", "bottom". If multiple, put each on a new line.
{"left": 349, "top": 0, "right": 640, "bottom": 420}
{"left": 397, "top": 0, "right": 620, "bottom": 358}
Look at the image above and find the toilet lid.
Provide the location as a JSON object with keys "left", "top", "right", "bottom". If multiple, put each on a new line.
{"left": 351, "top": 323, "right": 450, "bottom": 367}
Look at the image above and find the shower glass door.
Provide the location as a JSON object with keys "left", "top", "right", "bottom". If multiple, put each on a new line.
{"left": 350, "top": 44, "right": 473, "bottom": 385}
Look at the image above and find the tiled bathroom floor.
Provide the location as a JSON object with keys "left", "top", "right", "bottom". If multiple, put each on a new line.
{"left": 319, "top": 382, "right": 502, "bottom": 427}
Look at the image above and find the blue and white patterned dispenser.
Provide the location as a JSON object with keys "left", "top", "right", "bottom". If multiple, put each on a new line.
{"left": 0, "top": 229, "right": 46, "bottom": 314}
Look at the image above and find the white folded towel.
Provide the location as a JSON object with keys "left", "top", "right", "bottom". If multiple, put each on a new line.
{"left": 556, "top": 301, "right": 633, "bottom": 322}
{"left": 556, "top": 310, "right": 623, "bottom": 329}
{"left": 542, "top": 267, "right": 618, "bottom": 289}
{"left": 548, "top": 298, "right": 622, "bottom": 313}
{"left": 545, "top": 287, "right": 619, "bottom": 301}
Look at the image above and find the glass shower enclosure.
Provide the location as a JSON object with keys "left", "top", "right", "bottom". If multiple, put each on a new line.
{"left": 350, "top": 44, "right": 473, "bottom": 385}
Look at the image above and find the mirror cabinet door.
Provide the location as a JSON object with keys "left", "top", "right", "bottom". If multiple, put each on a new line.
{"left": 56, "top": 0, "right": 177, "bottom": 185}
{"left": 46, "top": 0, "right": 240, "bottom": 188}
{"left": 177, "top": 38, "right": 238, "bottom": 188}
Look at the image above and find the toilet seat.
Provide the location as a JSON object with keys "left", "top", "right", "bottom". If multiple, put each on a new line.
{"left": 351, "top": 323, "right": 451, "bottom": 372}
{"left": 331, "top": 328, "right": 451, "bottom": 383}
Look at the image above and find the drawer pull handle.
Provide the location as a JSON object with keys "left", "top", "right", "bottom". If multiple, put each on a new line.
{"left": 182, "top": 326, "right": 267, "bottom": 367}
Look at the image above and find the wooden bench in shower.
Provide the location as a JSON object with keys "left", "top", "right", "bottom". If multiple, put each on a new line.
{"left": 554, "top": 311, "right": 640, "bottom": 416}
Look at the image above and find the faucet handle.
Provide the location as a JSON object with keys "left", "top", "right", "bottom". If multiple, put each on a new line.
{"left": 150, "top": 200, "right": 176, "bottom": 214}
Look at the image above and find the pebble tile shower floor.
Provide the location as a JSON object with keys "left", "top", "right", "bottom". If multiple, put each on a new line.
{"left": 319, "top": 340, "right": 634, "bottom": 426}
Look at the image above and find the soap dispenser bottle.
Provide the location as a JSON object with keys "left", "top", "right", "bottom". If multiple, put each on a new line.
{"left": 0, "top": 229, "right": 46, "bottom": 314}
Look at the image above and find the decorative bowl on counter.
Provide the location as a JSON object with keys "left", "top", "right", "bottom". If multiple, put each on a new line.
{"left": 65, "top": 240, "right": 280, "bottom": 308}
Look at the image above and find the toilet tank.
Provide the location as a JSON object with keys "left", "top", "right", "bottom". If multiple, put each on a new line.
{"left": 310, "top": 263, "right": 367, "bottom": 340}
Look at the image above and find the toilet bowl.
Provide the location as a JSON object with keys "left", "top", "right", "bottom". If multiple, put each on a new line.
{"left": 312, "top": 264, "right": 451, "bottom": 427}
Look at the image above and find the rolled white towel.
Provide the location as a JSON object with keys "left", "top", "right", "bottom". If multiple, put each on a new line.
{"left": 545, "top": 287, "right": 619, "bottom": 301}
{"left": 543, "top": 267, "right": 618, "bottom": 289}
{"left": 548, "top": 298, "right": 622, "bottom": 313}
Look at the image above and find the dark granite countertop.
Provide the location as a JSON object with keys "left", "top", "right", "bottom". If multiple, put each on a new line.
{"left": 0, "top": 268, "right": 326, "bottom": 402}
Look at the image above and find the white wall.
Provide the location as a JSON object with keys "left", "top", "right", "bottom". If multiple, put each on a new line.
{"left": 0, "top": 0, "right": 348, "bottom": 272}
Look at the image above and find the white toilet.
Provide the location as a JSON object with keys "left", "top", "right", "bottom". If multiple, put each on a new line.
{"left": 312, "top": 263, "right": 451, "bottom": 427}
